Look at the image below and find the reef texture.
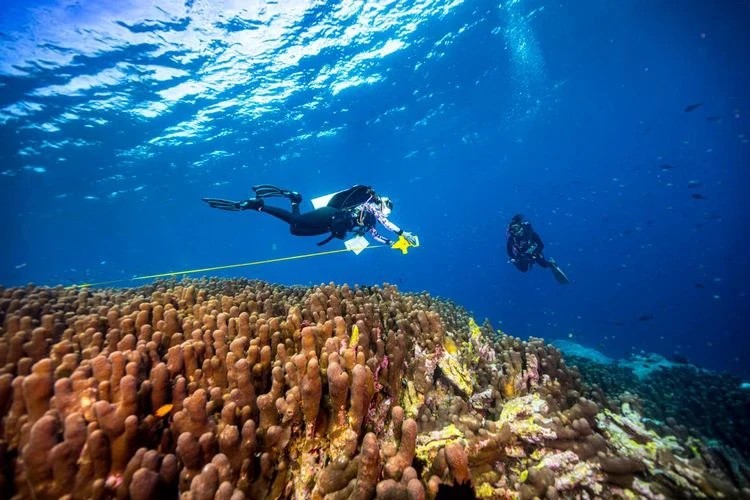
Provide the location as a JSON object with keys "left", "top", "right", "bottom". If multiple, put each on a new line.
{"left": 565, "top": 351, "right": 750, "bottom": 478}
{"left": 0, "top": 278, "right": 748, "bottom": 499}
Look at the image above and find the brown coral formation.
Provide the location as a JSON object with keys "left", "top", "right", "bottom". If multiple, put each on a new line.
{"left": 0, "top": 278, "right": 748, "bottom": 499}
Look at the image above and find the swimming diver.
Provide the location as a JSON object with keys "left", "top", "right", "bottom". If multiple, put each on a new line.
{"left": 506, "top": 214, "right": 570, "bottom": 284}
{"left": 203, "top": 184, "right": 419, "bottom": 247}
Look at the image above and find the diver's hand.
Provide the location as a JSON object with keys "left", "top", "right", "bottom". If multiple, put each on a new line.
{"left": 402, "top": 231, "right": 419, "bottom": 246}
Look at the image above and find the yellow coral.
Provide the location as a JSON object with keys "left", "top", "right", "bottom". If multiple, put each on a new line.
{"left": 401, "top": 381, "right": 425, "bottom": 418}
{"left": 415, "top": 424, "right": 465, "bottom": 464}
{"left": 496, "top": 394, "right": 557, "bottom": 444}
{"left": 443, "top": 336, "right": 458, "bottom": 355}
{"left": 502, "top": 380, "right": 515, "bottom": 398}
{"left": 327, "top": 425, "right": 358, "bottom": 459}
{"left": 519, "top": 469, "right": 529, "bottom": 483}
{"left": 597, "top": 404, "right": 681, "bottom": 462}
{"left": 469, "top": 317, "right": 481, "bottom": 340}
{"left": 350, "top": 324, "right": 359, "bottom": 346}
{"left": 505, "top": 445, "right": 526, "bottom": 457}
{"left": 438, "top": 354, "right": 475, "bottom": 396}
{"left": 623, "top": 489, "right": 638, "bottom": 500}
{"left": 462, "top": 340, "right": 477, "bottom": 364}
{"left": 475, "top": 482, "right": 497, "bottom": 498}
{"left": 596, "top": 403, "right": 713, "bottom": 496}
{"left": 530, "top": 449, "right": 545, "bottom": 461}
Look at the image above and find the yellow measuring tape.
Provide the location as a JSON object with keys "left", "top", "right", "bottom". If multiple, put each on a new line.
{"left": 68, "top": 244, "right": 389, "bottom": 289}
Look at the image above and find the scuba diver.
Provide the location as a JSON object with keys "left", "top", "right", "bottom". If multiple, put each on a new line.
{"left": 506, "top": 214, "right": 570, "bottom": 284}
{"left": 203, "top": 184, "right": 419, "bottom": 248}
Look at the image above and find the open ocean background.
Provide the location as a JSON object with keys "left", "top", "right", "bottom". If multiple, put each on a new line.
{"left": 1, "top": 0, "right": 748, "bottom": 379}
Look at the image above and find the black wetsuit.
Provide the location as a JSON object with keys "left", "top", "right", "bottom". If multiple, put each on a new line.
{"left": 506, "top": 221, "right": 551, "bottom": 272}
{"left": 255, "top": 185, "right": 379, "bottom": 245}
{"left": 259, "top": 203, "right": 353, "bottom": 240}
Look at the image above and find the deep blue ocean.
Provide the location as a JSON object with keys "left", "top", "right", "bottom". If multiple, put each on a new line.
{"left": 1, "top": 0, "right": 748, "bottom": 379}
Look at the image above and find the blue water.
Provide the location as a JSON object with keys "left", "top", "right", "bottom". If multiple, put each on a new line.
{"left": 1, "top": 0, "right": 748, "bottom": 378}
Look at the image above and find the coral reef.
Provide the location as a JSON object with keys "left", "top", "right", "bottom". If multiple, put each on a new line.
{"left": 0, "top": 278, "right": 748, "bottom": 499}
{"left": 561, "top": 344, "right": 750, "bottom": 467}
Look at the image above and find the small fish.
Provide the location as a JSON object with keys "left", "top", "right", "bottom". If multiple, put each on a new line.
{"left": 659, "top": 163, "right": 674, "bottom": 170}
{"left": 637, "top": 314, "right": 654, "bottom": 322}
{"left": 684, "top": 102, "right": 704, "bottom": 112}
{"left": 705, "top": 115, "right": 722, "bottom": 122}
{"left": 691, "top": 193, "right": 707, "bottom": 200}
{"left": 687, "top": 180, "right": 702, "bottom": 188}
{"left": 695, "top": 283, "right": 705, "bottom": 289}
{"left": 155, "top": 404, "right": 173, "bottom": 418}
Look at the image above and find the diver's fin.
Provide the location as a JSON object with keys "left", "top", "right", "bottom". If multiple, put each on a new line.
{"left": 252, "top": 185, "right": 302, "bottom": 203}
{"left": 549, "top": 260, "right": 570, "bottom": 284}
{"left": 203, "top": 198, "right": 262, "bottom": 211}
{"left": 252, "top": 185, "right": 286, "bottom": 198}
{"left": 203, "top": 198, "right": 242, "bottom": 211}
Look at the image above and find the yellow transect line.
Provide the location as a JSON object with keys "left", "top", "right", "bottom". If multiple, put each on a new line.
{"left": 67, "top": 244, "right": 388, "bottom": 289}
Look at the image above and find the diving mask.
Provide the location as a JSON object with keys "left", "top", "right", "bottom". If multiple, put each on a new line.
{"left": 380, "top": 196, "right": 393, "bottom": 217}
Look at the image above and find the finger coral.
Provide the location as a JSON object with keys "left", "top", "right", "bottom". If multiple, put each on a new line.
{"left": 0, "top": 278, "right": 747, "bottom": 499}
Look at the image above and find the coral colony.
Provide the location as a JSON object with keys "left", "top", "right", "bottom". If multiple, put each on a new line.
{"left": 0, "top": 278, "right": 748, "bottom": 499}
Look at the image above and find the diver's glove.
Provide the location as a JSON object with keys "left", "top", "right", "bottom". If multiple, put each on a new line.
{"left": 402, "top": 231, "right": 419, "bottom": 246}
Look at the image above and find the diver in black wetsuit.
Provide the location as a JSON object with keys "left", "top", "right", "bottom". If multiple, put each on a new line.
{"left": 203, "top": 184, "right": 418, "bottom": 247}
{"left": 506, "top": 214, "right": 569, "bottom": 283}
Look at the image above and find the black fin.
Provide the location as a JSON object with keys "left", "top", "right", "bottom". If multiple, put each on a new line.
{"left": 550, "top": 261, "right": 570, "bottom": 284}
{"left": 252, "top": 184, "right": 286, "bottom": 198}
{"left": 203, "top": 198, "right": 241, "bottom": 211}
{"left": 252, "top": 185, "right": 302, "bottom": 204}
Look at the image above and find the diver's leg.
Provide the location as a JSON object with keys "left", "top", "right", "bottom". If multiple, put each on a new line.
{"left": 257, "top": 204, "right": 296, "bottom": 224}
{"left": 514, "top": 260, "right": 531, "bottom": 272}
{"left": 204, "top": 195, "right": 298, "bottom": 216}
{"left": 289, "top": 207, "right": 339, "bottom": 236}
{"left": 535, "top": 255, "right": 550, "bottom": 268}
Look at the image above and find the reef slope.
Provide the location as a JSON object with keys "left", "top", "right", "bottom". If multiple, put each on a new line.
{"left": 0, "top": 278, "right": 748, "bottom": 499}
